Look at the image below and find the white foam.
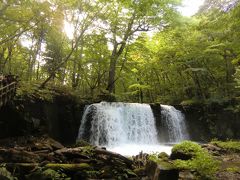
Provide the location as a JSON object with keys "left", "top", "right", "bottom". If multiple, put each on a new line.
{"left": 107, "top": 144, "right": 172, "bottom": 156}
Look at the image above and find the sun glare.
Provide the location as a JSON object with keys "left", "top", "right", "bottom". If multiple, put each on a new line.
{"left": 64, "top": 20, "right": 74, "bottom": 39}
{"left": 178, "top": 0, "right": 205, "bottom": 17}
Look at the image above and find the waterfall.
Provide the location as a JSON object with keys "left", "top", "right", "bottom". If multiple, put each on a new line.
{"left": 78, "top": 102, "right": 158, "bottom": 146}
{"left": 77, "top": 102, "right": 189, "bottom": 155}
{"left": 161, "top": 105, "right": 189, "bottom": 142}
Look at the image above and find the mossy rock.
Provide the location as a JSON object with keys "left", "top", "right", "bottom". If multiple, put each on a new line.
{"left": 158, "top": 152, "right": 169, "bottom": 161}
{"left": 211, "top": 140, "right": 240, "bottom": 153}
{"left": 74, "top": 140, "right": 91, "bottom": 147}
{"left": 45, "top": 163, "right": 92, "bottom": 172}
{"left": 172, "top": 141, "right": 220, "bottom": 179}
{"left": 146, "top": 160, "right": 178, "bottom": 180}
{"left": 170, "top": 141, "right": 202, "bottom": 160}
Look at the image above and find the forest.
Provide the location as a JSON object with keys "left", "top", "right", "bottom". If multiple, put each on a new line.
{"left": 1, "top": 0, "right": 240, "bottom": 104}
{"left": 1, "top": 0, "right": 240, "bottom": 180}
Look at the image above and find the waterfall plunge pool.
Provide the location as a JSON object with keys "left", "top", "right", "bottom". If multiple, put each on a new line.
{"left": 107, "top": 144, "right": 173, "bottom": 156}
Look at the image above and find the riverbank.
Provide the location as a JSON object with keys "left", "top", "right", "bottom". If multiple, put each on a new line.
{"left": 0, "top": 136, "right": 239, "bottom": 179}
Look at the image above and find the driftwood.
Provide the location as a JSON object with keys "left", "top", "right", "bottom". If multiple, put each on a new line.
{"left": 54, "top": 147, "right": 90, "bottom": 159}
{"left": 94, "top": 147, "right": 133, "bottom": 166}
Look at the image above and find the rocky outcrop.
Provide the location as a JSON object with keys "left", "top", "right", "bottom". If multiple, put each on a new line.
{"left": 175, "top": 103, "right": 240, "bottom": 141}
{"left": 0, "top": 136, "right": 137, "bottom": 179}
{"left": 0, "top": 95, "right": 88, "bottom": 145}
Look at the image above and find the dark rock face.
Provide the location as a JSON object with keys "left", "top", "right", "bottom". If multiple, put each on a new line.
{"left": 0, "top": 96, "right": 87, "bottom": 145}
{"left": 178, "top": 104, "right": 240, "bottom": 141}
{"left": 150, "top": 103, "right": 169, "bottom": 142}
{"left": 77, "top": 105, "right": 96, "bottom": 142}
{"left": 150, "top": 103, "right": 240, "bottom": 142}
{"left": 43, "top": 95, "right": 86, "bottom": 144}
{"left": 0, "top": 104, "right": 27, "bottom": 137}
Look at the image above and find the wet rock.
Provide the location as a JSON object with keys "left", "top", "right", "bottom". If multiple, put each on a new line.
{"left": 146, "top": 160, "right": 178, "bottom": 180}
{"left": 201, "top": 143, "right": 226, "bottom": 156}
{"left": 0, "top": 148, "right": 40, "bottom": 163}
{"left": 133, "top": 151, "right": 149, "bottom": 168}
{"left": 170, "top": 150, "right": 192, "bottom": 160}
{"left": 179, "top": 170, "right": 196, "bottom": 180}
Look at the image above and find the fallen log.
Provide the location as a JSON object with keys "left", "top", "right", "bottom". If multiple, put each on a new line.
{"left": 45, "top": 163, "right": 92, "bottom": 171}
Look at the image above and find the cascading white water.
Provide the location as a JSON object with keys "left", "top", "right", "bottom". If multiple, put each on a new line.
{"left": 161, "top": 105, "right": 189, "bottom": 142}
{"left": 78, "top": 102, "right": 158, "bottom": 146}
{"left": 77, "top": 102, "right": 189, "bottom": 155}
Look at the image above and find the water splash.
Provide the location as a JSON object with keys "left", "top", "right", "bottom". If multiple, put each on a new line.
{"left": 161, "top": 105, "right": 189, "bottom": 142}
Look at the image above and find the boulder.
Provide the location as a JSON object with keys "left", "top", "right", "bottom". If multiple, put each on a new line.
{"left": 179, "top": 170, "right": 196, "bottom": 180}
{"left": 170, "top": 150, "right": 193, "bottom": 160}
{"left": 146, "top": 160, "right": 178, "bottom": 180}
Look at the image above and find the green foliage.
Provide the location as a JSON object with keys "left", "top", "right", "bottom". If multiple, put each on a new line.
{"left": 0, "top": 166, "right": 18, "bottom": 180}
{"left": 180, "top": 99, "right": 202, "bottom": 106}
{"left": 211, "top": 140, "right": 240, "bottom": 153}
{"left": 1, "top": 0, "right": 240, "bottom": 103}
{"left": 172, "top": 141, "right": 220, "bottom": 179}
{"left": 16, "top": 81, "right": 55, "bottom": 102}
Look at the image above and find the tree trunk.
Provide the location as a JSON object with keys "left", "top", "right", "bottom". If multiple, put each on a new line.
{"left": 107, "top": 55, "right": 117, "bottom": 93}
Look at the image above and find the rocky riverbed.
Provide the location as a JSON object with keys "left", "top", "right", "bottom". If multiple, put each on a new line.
{"left": 0, "top": 136, "right": 239, "bottom": 180}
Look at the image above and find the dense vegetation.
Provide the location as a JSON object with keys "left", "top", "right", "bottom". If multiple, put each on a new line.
{"left": 1, "top": 0, "right": 240, "bottom": 104}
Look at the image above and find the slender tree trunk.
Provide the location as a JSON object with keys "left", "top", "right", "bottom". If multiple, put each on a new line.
{"left": 36, "top": 62, "right": 40, "bottom": 80}
{"left": 107, "top": 55, "right": 118, "bottom": 93}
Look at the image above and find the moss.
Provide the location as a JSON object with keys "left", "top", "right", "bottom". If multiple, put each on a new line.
{"left": 81, "top": 146, "right": 95, "bottom": 156}
{"left": 45, "top": 163, "right": 92, "bottom": 171}
{"left": 149, "top": 153, "right": 175, "bottom": 170}
{"left": 26, "top": 168, "right": 70, "bottom": 180}
{"left": 74, "top": 140, "right": 91, "bottom": 147}
{"left": 226, "top": 167, "right": 240, "bottom": 173}
{"left": 211, "top": 140, "right": 240, "bottom": 153}
{"left": 171, "top": 141, "right": 203, "bottom": 158}
{"left": 158, "top": 152, "right": 169, "bottom": 161}
{"left": 0, "top": 167, "right": 18, "bottom": 180}
{"left": 172, "top": 141, "right": 220, "bottom": 180}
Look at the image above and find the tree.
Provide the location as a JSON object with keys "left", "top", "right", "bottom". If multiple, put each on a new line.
{"left": 102, "top": 0, "right": 181, "bottom": 93}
